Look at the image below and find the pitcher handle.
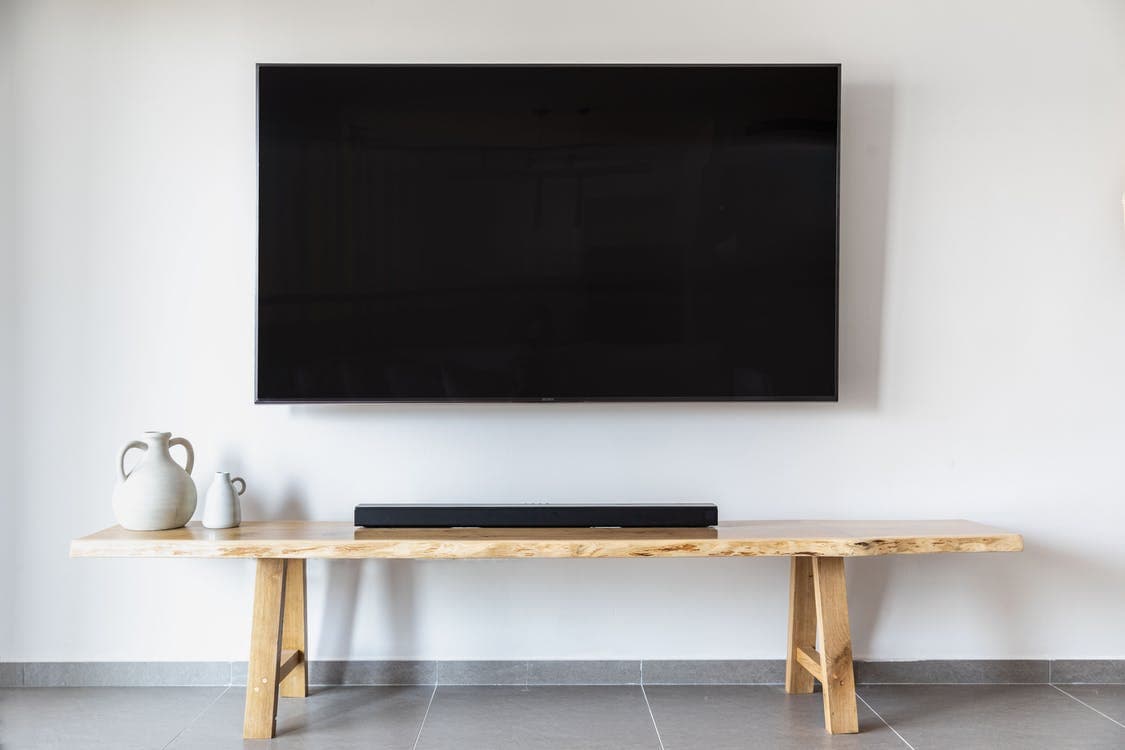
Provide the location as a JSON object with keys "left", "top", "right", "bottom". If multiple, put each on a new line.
{"left": 231, "top": 477, "right": 246, "bottom": 495}
{"left": 168, "top": 436, "right": 195, "bottom": 475}
{"left": 118, "top": 440, "right": 147, "bottom": 482}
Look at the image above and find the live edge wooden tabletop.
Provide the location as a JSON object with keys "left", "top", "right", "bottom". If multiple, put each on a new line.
{"left": 70, "top": 519, "right": 1022, "bottom": 559}
{"left": 70, "top": 519, "right": 1022, "bottom": 739}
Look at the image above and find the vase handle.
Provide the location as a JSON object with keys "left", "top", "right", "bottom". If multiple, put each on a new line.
{"left": 231, "top": 477, "right": 246, "bottom": 496}
{"left": 168, "top": 437, "right": 195, "bottom": 475}
{"left": 118, "top": 440, "right": 147, "bottom": 482}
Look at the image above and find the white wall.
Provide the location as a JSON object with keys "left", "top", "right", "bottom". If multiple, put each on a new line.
{"left": 0, "top": 0, "right": 19, "bottom": 656}
{"left": 3, "top": 0, "right": 1124, "bottom": 662}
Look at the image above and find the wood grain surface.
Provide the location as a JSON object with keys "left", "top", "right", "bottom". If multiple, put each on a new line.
{"left": 279, "top": 559, "right": 308, "bottom": 698}
{"left": 71, "top": 519, "right": 1023, "bottom": 559}
{"left": 813, "top": 556, "right": 859, "bottom": 734}
{"left": 243, "top": 559, "right": 286, "bottom": 739}
{"left": 785, "top": 556, "right": 818, "bottom": 693}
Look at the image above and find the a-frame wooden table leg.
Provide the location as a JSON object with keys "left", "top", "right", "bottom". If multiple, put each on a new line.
{"left": 244, "top": 558, "right": 288, "bottom": 740}
{"left": 813, "top": 557, "right": 858, "bottom": 734}
{"left": 784, "top": 555, "right": 859, "bottom": 735}
{"left": 785, "top": 556, "right": 817, "bottom": 694}
{"left": 280, "top": 559, "right": 309, "bottom": 698}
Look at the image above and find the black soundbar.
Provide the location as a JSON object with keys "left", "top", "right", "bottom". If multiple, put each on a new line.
{"left": 354, "top": 503, "right": 718, "bottom": 528}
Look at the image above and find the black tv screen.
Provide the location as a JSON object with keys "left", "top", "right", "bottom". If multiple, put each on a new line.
{"left": 257, "top": 65, "right": 839, "bottom": 402}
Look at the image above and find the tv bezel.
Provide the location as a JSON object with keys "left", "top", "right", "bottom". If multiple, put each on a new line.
{"left": 254, "top": 63, "right": 841, "bottom": 404}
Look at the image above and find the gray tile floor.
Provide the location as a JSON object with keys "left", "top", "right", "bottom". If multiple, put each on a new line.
{"left": 1, "top": 684, "right": 1124, "bottom": 749}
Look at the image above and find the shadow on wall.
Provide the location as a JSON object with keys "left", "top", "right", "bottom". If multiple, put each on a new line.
{"left": 296, "top": 478, "right": 412, "bottom": 660}
{"left": 208, "top": 453, "right": 418, "bottom": 661}
{"left": 848, "top": 538, "right": 1125, "bottom": 658}
{"left": 847, "top": 554, "right": 901, "bottom": 655}
{"left": 247, "top": 476, "right": 417, "bottom": 661}
{"left": 222, "top": 477, "right": 309, "bottom": 523}
{"left": 316, "top": 559, "right": 418, "bottom": 661}
{"left": 838, "top": 80, "right": 894, "bottom": 410}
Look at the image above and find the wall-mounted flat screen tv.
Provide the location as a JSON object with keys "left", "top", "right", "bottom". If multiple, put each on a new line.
{"left": 257, "top": 65, "right": 839, "bottom": 402}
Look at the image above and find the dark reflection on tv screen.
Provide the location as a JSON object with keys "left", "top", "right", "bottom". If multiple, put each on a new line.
{"left": 257, "top": 65, "right": 839, "bottom": 401}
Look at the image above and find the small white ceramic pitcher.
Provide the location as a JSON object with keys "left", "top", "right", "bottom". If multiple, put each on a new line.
{"left": 202, "top": 472, "right": 245, "bottom": 529}
{"left": 112, "top": 431, "right": 197, "bottom": 530}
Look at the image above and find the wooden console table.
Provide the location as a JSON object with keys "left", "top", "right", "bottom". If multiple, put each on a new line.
{"left": 71, "top": 519, "right": 1022, "bottom": 738}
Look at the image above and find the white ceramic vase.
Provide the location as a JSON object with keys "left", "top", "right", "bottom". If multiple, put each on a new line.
{"left": 112, "top": 431, "right": 197, "bottom": 531}
{"left": 202, "top": 472, "right": 245, "bottom": 529}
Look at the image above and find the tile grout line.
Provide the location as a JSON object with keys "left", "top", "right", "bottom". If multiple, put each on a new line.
{"left": 411, "top": 683, "right": 439, "bottom": 750}
{"left": 1049, "top": 684, "right": 1125, "bottom": 729}
{"left": 856, "top": 691, "right": 916, "bottom": 750}
{"left": 160, "top": 685, "right": 231, "bottom": 750}
{"left": 13, "top": 659, "right": 1125, "bottom": 688}
{"left": 15, "top": 660, "right": 1125, "bottom": 687}
{"left": 640, "top": 684, "right": 667, "bottom": 750}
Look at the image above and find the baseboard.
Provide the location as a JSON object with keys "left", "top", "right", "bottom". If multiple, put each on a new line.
{"left": 4, "top": 660, "right": 1123, "bottom": 687}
